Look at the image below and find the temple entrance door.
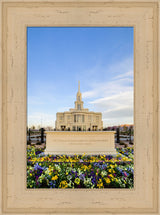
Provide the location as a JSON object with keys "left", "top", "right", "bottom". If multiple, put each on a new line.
{"left": 61, "top": 126, "right": 66, "bottom": 131}
{"left": 77, "top": 126, "right": 81, "bottom": 131}
{"left": 92, "top": 126, "right": 98, "bottom": 131}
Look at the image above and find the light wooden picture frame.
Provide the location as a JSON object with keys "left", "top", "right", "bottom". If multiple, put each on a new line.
{"left": 0, "top": 0, "right": 159, "bottom": 214}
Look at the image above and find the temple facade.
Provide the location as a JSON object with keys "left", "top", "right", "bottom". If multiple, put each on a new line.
{"left": 55, "top": 82, "right": 103, "bottom": 131}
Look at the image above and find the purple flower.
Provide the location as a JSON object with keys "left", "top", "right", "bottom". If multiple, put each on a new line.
{"left": 35, "top": 150, "right": 41, "bottom": 155}
{"left": 123, "top": 171, "right": 129, "bottom": 177}
{"left": 91, "top": 171, "right": 94, "bottom": 175}
{"left": 49, "top": 181, "right": 56, "bottom": 188}
{"left": 34, "top": 163, "right": 44, "bottom": 171}
{"left": 91, "top": 177, "right": 96, "bottom": 184}
{"left": 79, "top": 174, "right": 85, "bottom": 180}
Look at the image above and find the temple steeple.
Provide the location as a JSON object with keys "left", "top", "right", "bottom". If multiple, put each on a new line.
{"left": 75, "top": 81, "right": 83, "bottom": 110}
{"left": 76, "top": 81, "right": 82, "bottom": 101}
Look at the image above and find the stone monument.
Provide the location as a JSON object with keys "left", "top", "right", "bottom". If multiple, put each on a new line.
{"left": 45, "top": 131, "right": 116, "bottom": 155}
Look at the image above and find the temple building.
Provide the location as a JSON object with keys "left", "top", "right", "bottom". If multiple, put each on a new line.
{"left": 55, "top": 82, "right": 103, "bottom": 131}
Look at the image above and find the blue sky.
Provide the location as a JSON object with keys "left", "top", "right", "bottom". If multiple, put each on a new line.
{"left": 27, "top": 27, "right": 133, "bottom": 128}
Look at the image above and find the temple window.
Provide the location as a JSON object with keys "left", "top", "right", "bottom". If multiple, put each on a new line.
{"left": 77, "top": 104, "right": 81, "bottom": 110}
{"left": 60, "top": 116, "right": 63, "bottom": 121}
{"left": 74, "top": 115, "right": 76, "bottom": 122}
{"left": 77, "top": 115, "right": 80, "bottom": 122}
{"left": 82, "top": 115, "right": 84, "bottom": 122}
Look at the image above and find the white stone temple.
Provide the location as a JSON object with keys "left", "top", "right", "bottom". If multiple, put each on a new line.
{"left": 55, "top": 81, "right": 103, "bottom": 131}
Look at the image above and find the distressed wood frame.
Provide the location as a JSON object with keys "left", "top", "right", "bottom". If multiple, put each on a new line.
{"left": 0, "top": 0, "right": 159, "bottom": 214}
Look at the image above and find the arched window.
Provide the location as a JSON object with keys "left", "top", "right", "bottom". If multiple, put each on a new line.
{"left": 74, "top": 115, "right": 76, "bottom": 122}
{"left": 77, "top": 104, "right": 81, "bottom": 110}
{"left": 82, "top": 115, "right": 84, "bottom": 122}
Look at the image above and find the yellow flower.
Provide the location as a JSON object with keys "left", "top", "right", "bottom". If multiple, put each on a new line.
{"left": 52, "top": 175, "right": 58, "bottom": 180}
{"left": 97, "top": 179, "right": 104, "bottom": 188}
{"left": 108, "top": 174, "right": 114, "bottom": 178}
{"left": 108, "top": 169, "right": 115, "bottom": 174}
{"left": 59, "top": 180, "right": 68, "bottom": 188}
{"left": 81, "top": 165, "right": 88, "bottom": 171}
{"left": 105, "top": 178, "right": 111, "bottom": 184}
{"left": 74, "top": 178, "right": 80, "bottom": 185}
{"left": 114, "top": 178, "right": 118, "bottom": 183}
{"left": 30, "top": 173, "right": 32, "bottom": 176}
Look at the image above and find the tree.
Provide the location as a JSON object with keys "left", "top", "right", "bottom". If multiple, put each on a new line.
{"left": 31, "top": 125, "right": 35, "bottom": 130}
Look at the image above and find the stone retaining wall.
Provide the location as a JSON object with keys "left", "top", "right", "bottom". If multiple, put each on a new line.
{"left": 45, "top": 131, "right": 116, "bottom": 155}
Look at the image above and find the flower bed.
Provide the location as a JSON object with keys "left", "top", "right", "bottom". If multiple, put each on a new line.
{"left": 27, "top": 146, "right": 134, "bottom": 189}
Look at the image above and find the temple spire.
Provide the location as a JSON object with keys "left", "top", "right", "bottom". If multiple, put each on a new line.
{"left": 75, "top": 81, "right": 83, "bottom": 109}
{"left": 78, "top": 81, "right": 80, "bottom": 92}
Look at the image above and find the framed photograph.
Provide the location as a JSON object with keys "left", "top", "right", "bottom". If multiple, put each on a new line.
{"left": 0, "top": 0, "right": 159, "bottom": 214}
{"left": 27, "top": 26, "right": 134, "bottom": 190}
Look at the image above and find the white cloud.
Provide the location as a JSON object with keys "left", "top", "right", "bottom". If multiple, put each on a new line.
{"left": 113, "top": 70, "right": 133, "bottom": 80}
{"left": 57, "top": 106, "right": 72, "bottom": 112}
{"left": 90, "top": 90, "right": 133, "bottom": 126}
{"left": 28, "top": 112, "right": 56, "bottom": 128}
{"left": 83, "top": 90, "right": 98, "bottom": 99}
{"left": 90, "top": 91, "right": 133, "bottom": 105}
{"left": 81, "top": 58, "right": 133, "bottom": 126}
{"left": 106, "top": 57, "right": 133, "bottom": 76}
{"left": 103, "top": 106, "right": 133, "bottom": 119}
{"left": 83, "top": 78, "right": 133, "bottom": 100}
